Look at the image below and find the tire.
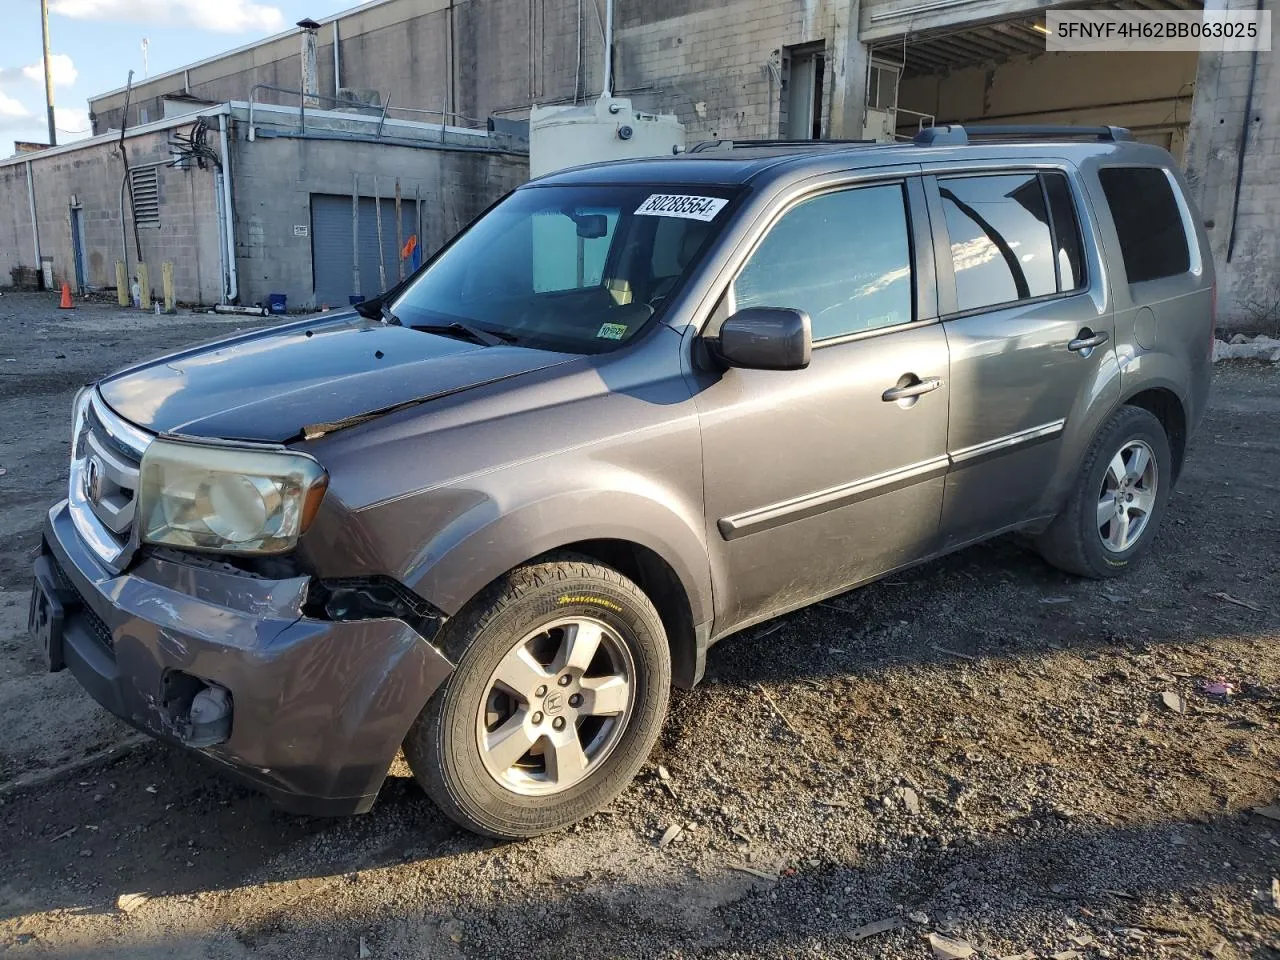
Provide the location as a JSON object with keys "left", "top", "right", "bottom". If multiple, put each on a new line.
{"left": 404, "top": 553, "right": 670, "bottom": 838}
{"left": 1036, "top": 405, "right": 1172, "bottom": 579}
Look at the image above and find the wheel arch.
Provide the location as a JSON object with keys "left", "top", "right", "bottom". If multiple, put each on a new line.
{"left": 402, "top": 494, "right": 713, "bottom": 691}
{"left": 539, "top": 539, "right": 704, "bottom": 690}
{"left": 1122, "top": 385, "right": 1188, "bottom": 481}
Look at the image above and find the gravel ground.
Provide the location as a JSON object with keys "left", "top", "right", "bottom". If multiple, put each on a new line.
{"left": 0, "top": 292, "right": 1277, "bottom": 959}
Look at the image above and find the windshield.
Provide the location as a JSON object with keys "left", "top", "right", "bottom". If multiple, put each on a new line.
{"left": 390, "top": 184, "right": 740, "bottom": 353}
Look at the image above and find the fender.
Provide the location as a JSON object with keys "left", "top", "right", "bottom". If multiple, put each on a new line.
{"left": 387, "top": 481, "right": 713, "bottom": 628}
{"left": 1117, "top": 352, "right": 1198, "bottom": 431}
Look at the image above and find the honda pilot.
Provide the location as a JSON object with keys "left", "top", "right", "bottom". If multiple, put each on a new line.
{"left": 30, "top": 125, "right": 1214, "bottom": 838}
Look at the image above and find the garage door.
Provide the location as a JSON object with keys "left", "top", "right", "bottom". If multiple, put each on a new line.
{"left": 311, "top": 194, "right": 419, "bottom": 308}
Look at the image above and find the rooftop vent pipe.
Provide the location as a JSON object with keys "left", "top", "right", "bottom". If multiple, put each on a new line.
{"left": 602, "top": 0, "right": 613, "bottom": 97}
{"left": 298, "top": 18, "right": 321, "bottom": 107}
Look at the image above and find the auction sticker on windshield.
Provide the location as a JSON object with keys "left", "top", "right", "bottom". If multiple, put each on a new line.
{"left": 634, "top": 194, "right": 729, "bottom": 221}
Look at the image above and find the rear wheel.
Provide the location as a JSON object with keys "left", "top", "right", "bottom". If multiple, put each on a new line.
{"left": 1036, "top": 405, "right": 1172, "bottom": 579}
{"left": 404, "top": 554, "right": 670, "bottom": 838}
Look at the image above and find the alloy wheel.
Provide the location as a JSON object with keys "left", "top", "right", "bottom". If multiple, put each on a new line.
{"left": 475, "top": 617, "right": 635, "bottom": 796}
{"left": 1097, "top": 439, "right": 1158, "bottom": 553}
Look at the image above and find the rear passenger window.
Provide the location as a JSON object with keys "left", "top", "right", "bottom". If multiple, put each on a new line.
{"left": 733, "top": 183, "right": 913, "bottom": 341}
{"left": 940, "top": 173, "right": 1056, "bottom": 312}
{"left": 1098, "top": 167, "right": 1190, "bottom": 282}
{"left": 1043, "top": 172, "right": 1085, "bottom": 292}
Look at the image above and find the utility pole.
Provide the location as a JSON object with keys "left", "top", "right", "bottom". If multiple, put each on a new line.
{"left": 40, "top": 0, "right": 56, "bottom": 146}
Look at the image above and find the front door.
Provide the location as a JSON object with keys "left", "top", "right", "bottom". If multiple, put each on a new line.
{"left": 924, "top": 167, "right": 1120, "bottom": 546}
{"left": 70, "top": 207, "right": 87, "bottom": 293}
{"left": 694, "top": 177, "right": 950, "bottom": 633}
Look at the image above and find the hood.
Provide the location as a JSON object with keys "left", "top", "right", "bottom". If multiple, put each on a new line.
{"left": 98, "top": 312, "right": 574, "bottom": 442}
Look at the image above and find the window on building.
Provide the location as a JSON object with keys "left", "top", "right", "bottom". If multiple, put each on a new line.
{"left": 1098, "top": 166, "right": 1190, "bottom": 283}
{"left": 1043, "top": 171, "right": 1086, "bottom": 292}
{"left": 733, "top": 183, "right": 914, "bottom": 341}
{"left": 940, "top": 172, "right": 1056, "bottom": 312}
{"left": 867, "top": 63, "right": 900, "bottom": 111}
{"left": 784, "top": 44, "right": 825, "bottom": 140}
{"left": 129, "top": 167, "right": 160, "bottom": 228}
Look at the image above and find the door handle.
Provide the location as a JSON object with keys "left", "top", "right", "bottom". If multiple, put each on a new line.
{"left": 882, "top": 376, "right": 942, "bottom": 402}
{"left": 1068, "top": 330, "right": 1109, "bottom": 353}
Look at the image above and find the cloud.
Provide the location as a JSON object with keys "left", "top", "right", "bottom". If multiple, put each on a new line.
{"left": 0, "top": 91, "right": 32, "bottom": 125}
{"left": 50, "top": 0, "right": 285, "bottom": 33}
{"left": 56, "top": 105, "right": 91, "bottom": 139}
{"left": 22, "top": 54, "right": 78, "bottom": 89}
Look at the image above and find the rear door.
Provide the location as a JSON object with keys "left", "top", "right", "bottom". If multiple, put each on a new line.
{"left": 694, "top": 174, "right": 951, "bottom": 632}
{"left": 923, "top": 163, "right": 1121, "bottom": 546}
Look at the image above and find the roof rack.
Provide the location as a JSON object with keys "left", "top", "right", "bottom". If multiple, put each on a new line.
{"left": 913, "top": 124, "right": 1132, "bottom": 146}
{"left": 686, "top": 137, "right": 877, "bottom": 154}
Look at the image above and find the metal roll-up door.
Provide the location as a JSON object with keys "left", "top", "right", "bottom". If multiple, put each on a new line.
{"left": 311, "top": 194, "right": 419, "bottom": 308}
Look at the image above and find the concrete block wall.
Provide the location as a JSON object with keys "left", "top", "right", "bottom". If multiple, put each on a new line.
{"left": 120, "top": 132, "right": 226, "bottom": 304}
{"left": 1183, "top": 0, "right": 1279, "bottom": 330}
{"left": 613, "top": 0, "right": 851, "bottom": 141}
{"left": 0, "top": 125, "right": 225, "bottom": 304}
{"left": 334, "top": 5, "right": 450, "bottom": 118}
{"left": 228, "top": 132, "right": 527, "bottom": 309}
{"left": 88, "top": 0, "right": 866, "bottom": 145}
{"left": 0, "top": 165, "right": 37, "bottom": 286}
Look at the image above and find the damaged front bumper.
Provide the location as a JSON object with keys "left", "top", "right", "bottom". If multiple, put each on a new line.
{"left": 37, "top": 500, "right": 454, "bottom": 815}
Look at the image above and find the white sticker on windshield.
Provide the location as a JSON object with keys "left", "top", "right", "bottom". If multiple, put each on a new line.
{"left": 634, "top": 194, "right": 728, "bottom": 221}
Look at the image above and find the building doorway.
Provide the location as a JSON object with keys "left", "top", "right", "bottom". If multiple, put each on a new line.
{"left": 783, "top": 43, "right": 825, "bottom": 139}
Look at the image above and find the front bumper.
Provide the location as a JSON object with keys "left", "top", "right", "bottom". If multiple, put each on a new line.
{"left": 40, "top": 500, "right": 454, "bottom": 815}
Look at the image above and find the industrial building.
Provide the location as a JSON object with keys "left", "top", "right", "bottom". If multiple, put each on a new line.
{"left": 0, "top": 92, "right": 526, "bottom": 309}
{"left": 1, "top": 0, "right": 1275, "bottom": 323}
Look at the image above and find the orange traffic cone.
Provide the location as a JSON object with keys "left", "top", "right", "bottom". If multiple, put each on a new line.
{"left": 58, "top": 282, "right": 74, "bottom": 309}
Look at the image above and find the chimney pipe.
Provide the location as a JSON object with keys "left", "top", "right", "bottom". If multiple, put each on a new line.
{"left": 601, "top": 0, "right": 613, "bottom": 97}
{"left": 297, "top": 18, "right": 321, "bottom": 107}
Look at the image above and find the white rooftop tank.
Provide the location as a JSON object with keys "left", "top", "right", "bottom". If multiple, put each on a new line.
{"left": 529, "top": 95, "right": 685, "bottom": 179}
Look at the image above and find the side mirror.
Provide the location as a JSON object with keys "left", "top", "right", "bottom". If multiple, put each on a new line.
{"left": 711, "top": 307, "right": 812, "bottom": 371}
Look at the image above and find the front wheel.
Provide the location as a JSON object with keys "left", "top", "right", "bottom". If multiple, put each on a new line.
{"left": 404, "top": 554, "right": 670, "bottom": 838}
{"left": 1036, "top": 405, "right": 1172, "bottom": 579}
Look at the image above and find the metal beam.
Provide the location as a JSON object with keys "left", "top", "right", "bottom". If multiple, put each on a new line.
{"left": 988, "top": 22, "right": 1047, "bottom": 53}
{"left": 969, "top": 26, "right": 1036, "bottom": 55}
{"left": 932, "top": 33, "right": 1012, "bottom": 62}
{"left": 918, "top": 37, "right": 996, "bottom": 67}
{"left": 904, "top": 46, "right": 955, "bottom": 73}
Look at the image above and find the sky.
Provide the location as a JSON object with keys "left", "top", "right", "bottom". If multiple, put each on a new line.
{"left": 0, "top": 0, "right": 354, "bottom": 155}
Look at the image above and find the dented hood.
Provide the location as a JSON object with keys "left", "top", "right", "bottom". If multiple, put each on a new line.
{"left": 98, "top": 312, "right": 574, "bottom": 442}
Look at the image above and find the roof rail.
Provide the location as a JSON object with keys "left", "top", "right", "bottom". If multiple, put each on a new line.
{"left": 686, "top": 137, "right": 877, "bottom": 153}
{"left": 913, "top": 124, "right": 1133, "bottom": 146}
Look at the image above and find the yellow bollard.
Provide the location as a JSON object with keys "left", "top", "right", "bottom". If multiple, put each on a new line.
{"left": 162, "top": 262, "right": 175, "bottom": 314}
{"left": 115, "top": 260, "right": 129, "bottom": 306}
{"left": 137, "top": 263, "right": 151, "bottom": 311}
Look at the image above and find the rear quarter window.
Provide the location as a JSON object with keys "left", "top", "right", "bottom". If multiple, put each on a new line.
{"left": 1098, "top": 167, "right": 1190, "bottom": 283}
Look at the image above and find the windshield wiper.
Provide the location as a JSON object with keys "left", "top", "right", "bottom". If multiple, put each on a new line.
{"left": 351, "top": 298, "right": 402, "bottom": 324}
{"left": 410, "top": 321, "right": 515, "bottom": 347}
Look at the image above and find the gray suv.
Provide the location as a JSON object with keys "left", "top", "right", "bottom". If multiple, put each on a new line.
{"left": 30, "top": 124, "right": 1214, "bottom": 838}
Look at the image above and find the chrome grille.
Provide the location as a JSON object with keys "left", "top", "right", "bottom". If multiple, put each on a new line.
{"left": 69, "top": 391, "right": 152, "bottom": 569}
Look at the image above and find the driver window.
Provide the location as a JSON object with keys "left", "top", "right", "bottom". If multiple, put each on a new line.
{"left": 732, "top": 183, "right": 914, "bottom": 341}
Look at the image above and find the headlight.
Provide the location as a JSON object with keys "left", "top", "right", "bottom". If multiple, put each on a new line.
{"left": 70, "top": 387, "right": 90, "bottom": 464}
{"left": 138, "top": 438, "right": 328, "bottom": 555}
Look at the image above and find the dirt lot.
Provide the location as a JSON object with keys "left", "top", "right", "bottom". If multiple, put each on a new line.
{"left": 0, "top": 293, "right": 1277, "bottom": 959}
